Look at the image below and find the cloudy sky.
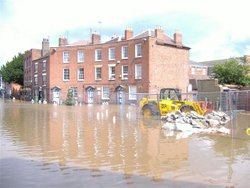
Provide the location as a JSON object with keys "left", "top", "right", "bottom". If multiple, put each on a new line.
{"left": 0, "top": 0, "right": 249, "bottom": 66}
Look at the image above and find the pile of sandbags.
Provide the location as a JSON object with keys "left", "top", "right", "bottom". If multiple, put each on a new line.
{"left": 161, "top": 110, "right": 231, "bottom": 136}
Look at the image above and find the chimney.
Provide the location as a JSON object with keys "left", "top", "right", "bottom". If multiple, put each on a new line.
{"left": 59, "top": 36, "right": 68, "bottom": 47}
{"left": 42, "top": 38, "right": 49, "bottom": 56}
{"left": 174, "top": 31, "right": 182, "bottom": 47}
{"left": 125, "top": 28, "right": 133, "bottom": 40}
{"left": 155, "top": 26, "right": 165, "bottom": 40}
{"left": 91, "top": 32, "right": 101, "bottom": 44}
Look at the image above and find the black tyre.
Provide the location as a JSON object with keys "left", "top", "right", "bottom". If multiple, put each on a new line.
{"left": 142, "top": 105, "right": 158, "bottom": 117}
{"left": 180, "top": 105, "right": 195, "bottom": 113}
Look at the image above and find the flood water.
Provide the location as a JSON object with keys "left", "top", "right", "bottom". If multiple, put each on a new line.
{"left": 0, "top": 100, "right": 250, "bottom": 188}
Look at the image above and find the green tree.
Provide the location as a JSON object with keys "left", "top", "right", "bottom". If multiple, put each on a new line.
{"left": 65, "top": 88, "right": 75, "bottom": 106}
{"left": 212, "top": 58, "right": 250, "bottom": 86}
{"left": 0, "top": 53, "right": 24, "bottom": 85}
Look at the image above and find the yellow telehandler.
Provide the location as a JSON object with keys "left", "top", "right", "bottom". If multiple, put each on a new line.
{"left": 140, "top": 88, "right": 206, "bottom": 117}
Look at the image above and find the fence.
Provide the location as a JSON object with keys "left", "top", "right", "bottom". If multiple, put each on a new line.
{"left": 67, "top": 90, "right": 250, "bottom": 116}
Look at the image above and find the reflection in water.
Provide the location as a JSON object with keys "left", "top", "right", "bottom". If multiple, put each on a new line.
{"left": 0, "top": 100, "right": 250, "bottom": 187}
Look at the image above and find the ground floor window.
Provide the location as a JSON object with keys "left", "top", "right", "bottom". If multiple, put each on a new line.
{"left": 70, "top": 87, "right": 78, "bottom": 99}
{"left": 129, "top": 85, "right": 137, "bottom": 100}
{"left": 102, "top": 86, "right": 110, "bottom": 100}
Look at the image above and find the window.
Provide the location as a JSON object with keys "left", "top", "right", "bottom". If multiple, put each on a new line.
{"left": 191, "top": 67, "right": 195, "bottom": 75}
{"left": 95, "top": 67, "right": 102, "bottom": 80}
{"left": 42, "top": 61, "right": 46, "bottom": 71}
{"left": 129, "top": 86, "right": 137, "bottom": 100}
{"left": 34, "top": 75, "right": 38, "bottom": 86}
{"left": 78, "top": 50, "right": 84, "bottom": 63}
{"left": 63, "top": 69, "right": 70, "bottom": 81}
{"left": 102, "top": 87, "right": 110, "bottom": 100}
{"left": 135, "top": 64, "right": 142, "bottom": 79}
{"left": 109, "top": 47, "right": 115, "bottom": 60}
{"left": 42, "top": 74, "right": 46, "bottom": 86}
{"left": 95, "top": 49, "right": 102, "bottom": 61}
{"left": 121, "top": 65, "right": 128, "bottom": 80}
{"left": 135, "top": 43, "right": 142, "bottom": 58}
{"left": 70, "top": 87, "right": 78, "bottom": 99}
{"left": 108, "top": 65, "right": 116, "bottom": 80}
{"left": 78, "top": 68, "right": 84, "bottom": 81}
{"left": 202, "top": 68, "right": 206, "bottom": 75}
{"left": 121, "top": 46, "right": 128, "bottom": 59}
{"left": 34, "top": 63, "right": 38, "bottom": 73}
{"left": 63, "top": 51, "right": 69, "bottom": 63}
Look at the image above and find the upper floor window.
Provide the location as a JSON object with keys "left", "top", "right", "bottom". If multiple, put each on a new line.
{"left": 202, "top": 68, "right": 206, "bottom": 75}
{"left": 108, "top": 64, "right": 115, "bottom": 80}
{"left": 95, "top": 49, "right": 102, "bottom": 61}
{"left": 191, "top": 67, "right": 195, "bottom": 75}
{"left": 121, "top": 46, "right": 128, "bottom": 59}
{"left": 135, "top": 43, "right": 142, "bottom": 58}
{"left": 42, "top": 74, "right": 46, "bottom": 86}
{"left": 95, "top": 67, "right": 102, "bottom": 80}
{"left": 63, "top": 68, "right": 70, "bottom": 81}
{"left": 78, "top": 50, "right": 84, "bottom": 63}
{"left": 42, "top": 61, "right": 46, "bottom": 72}
{"left": 34, "top": 63, "right": 38, "bottom": 73}
{"left": 109, "top": 47, "right": 115, "bottom": 60}
{"left": 78, "top": 68, "right": 84, "bottom": 81}
{"left": 63, "top": 51, "right": 69, "bottom": 63}
{"left": 102, "top": 87, "right": 110, "bottom": 100}
{"left": 135, "top": 64, "right": 142, "bottom": 79}
{"left": 121, "top": 65, "right": 128, "bottom": 80}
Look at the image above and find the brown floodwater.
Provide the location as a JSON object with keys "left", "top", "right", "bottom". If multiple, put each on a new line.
{"left": 0, "top": 100, "right": 250, "bottom": 188}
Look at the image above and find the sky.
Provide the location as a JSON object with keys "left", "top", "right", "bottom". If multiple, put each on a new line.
{"left": 0, "top": 0, "right": 250, "bottom": 66}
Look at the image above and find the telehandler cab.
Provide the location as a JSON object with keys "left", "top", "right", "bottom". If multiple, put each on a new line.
{"left": 140, "top": 88, "right": 206, "bottom": 117}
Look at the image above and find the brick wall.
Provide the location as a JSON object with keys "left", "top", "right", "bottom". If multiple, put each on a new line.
{"left": 148, "top": 38, "right": 189, "bottom": 93}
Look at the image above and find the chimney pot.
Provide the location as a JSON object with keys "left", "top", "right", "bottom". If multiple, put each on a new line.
{"left": 125, "top": 28, "right": 133, "bottom": 40}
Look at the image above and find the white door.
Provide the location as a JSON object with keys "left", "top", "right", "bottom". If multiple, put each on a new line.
{"left": 53, "top": 90, "right": 60, "bottom": 104}
{"left": 87, "top": 89, "right": 94, "bottom": 104}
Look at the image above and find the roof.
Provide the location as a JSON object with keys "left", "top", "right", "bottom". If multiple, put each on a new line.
{"left": 68, "top": 40, "right": 91, "bottom": 46}
{"left": 189, "top": 60, "right": 208, "bottom": 67}
{"left": 199, "top": 57, "right": 244, "bottom": 67}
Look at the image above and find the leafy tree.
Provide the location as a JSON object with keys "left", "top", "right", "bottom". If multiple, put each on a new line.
{"left": 212, "top": 58, "right": 250, "bottom": 86}
{"left": 65, "top": 88, "right": 75, "bottom": 105}
{"left": 0, "top": 53, "right": 24, "bottom": 85}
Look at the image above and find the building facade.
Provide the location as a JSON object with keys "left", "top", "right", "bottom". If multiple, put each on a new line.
{"left": 23, "top": 27, "right": 190, "bottom": 104}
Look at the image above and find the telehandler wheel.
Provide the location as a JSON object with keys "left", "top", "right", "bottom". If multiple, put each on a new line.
{"left": 180, "top": 105, "right": 195, "bottom": 113}
{"left": 142, "top": 105, "right": 157, "bottom": 117}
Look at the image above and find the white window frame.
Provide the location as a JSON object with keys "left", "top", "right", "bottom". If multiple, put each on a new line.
{"left": 108, "top": 47, "right": 115, "bottom": 60}
{"left": 121, "top": 46, "right": 128, "bottom": 59}
{"left": 70, "top": 87, "right": 78, "bottom": 99}
{"left": 121, "top": 65, "right": 128, "bottom": 80}
{"left": 135, "top": 43, "right": 142, "bottom": 58}
{"left": 135, "top": 64, "right": 142, "bottom": 79}
{"left": 34, "top": 63, "right": 38, "bottom": 73}
{"left": 42, "top": 61, "right": 46, "bottom": 72}
{"left": 78, "top": 68, "right": 84, "bottom": 81}
{"left": 108, "top": 64, "right": 116, "bottom": 80}
{"left": 77, "top": 50, "right": 84, "bottom": 63}
{"left": 191, "top": 67, "right": 195, "bottom": 75}
{"left": 129, "top": 86, "right": 137, "bottom": 100}
{"left": 63, "top": 51, "right": 69, "bottom": 63}
{"left": 95, "top": 49, "right": 102, "bottom": 61}
{"left": 95, "top": 66, "right": 102, "bottom": 80}
{"left": 34, "top": 74, "right": 38, "bottom": 86}
{"left": 202, "top": 68, "right": 206, "bottom": 75}
{"left": 102, "top": 86, "right": 110, "bottom": 100}
{"left": 42, "top": 73, "right": 46, "bottom": 86}
{"left": 63, "top": 68, "right": 70, "bottom": 81}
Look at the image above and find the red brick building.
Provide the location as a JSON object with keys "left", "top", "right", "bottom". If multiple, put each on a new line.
{"left": 23, "top": 27, "right": 190, "bottom": 104}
